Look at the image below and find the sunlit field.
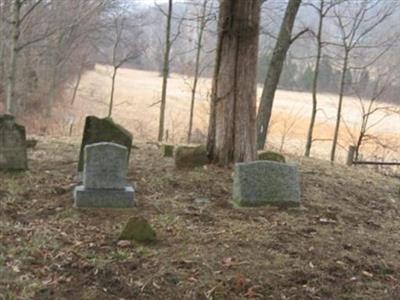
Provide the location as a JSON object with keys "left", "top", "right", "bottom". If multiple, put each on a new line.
{"left": 62, "top": 64, "right": 400, "bottom": 163}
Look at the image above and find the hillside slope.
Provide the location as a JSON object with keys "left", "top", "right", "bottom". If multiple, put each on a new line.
{"left": 1, "top": 137, "right": 400, "bottom": 299}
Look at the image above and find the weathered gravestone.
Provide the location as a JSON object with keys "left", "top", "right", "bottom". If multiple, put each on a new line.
{"left": 174, "top": 144, "right": 208, "bottom": 169}
{"left": 78, "top": 116, "right": 132, "bottom": 173}
{"left": 233, "top": 161, "right": 300, "bottom": 207}
{"left": 161, "top": 144, "right": 174, "bottom": 157}
{"left": 257, "top": 150, "right": 286, "bottom": 163}
{"left": 74, "top": 142, "right": 135, "bottom": 208}
{"left": 0, "top": 114, "right": 27, "bottom": 170}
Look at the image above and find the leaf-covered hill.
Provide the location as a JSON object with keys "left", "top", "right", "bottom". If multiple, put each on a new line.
{"left": 1, "top": 137, "right": 400, "bottom": 299}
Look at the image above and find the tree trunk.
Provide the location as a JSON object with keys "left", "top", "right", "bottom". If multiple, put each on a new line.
{"left": 256, "top": 0, "right": 302, "bottom": 150}
{"left": 108, "top": 66, "right": 118, "bottom": 117}
{"left": 158, "top": 0, "right": 173, "bottom": 142}
{"left": 207, "top": 0, "right": 260, "bottom": 165}
{"left": 187, "top": 0, "right": 207, "bottom": 144}
{"left": 6, "top": 0, "right": 21, "bottom": 115}
{"left": 330, "top": 51, "right": 349, "bottom": 163}
{"left": 305, "top": 0, "right": 323, "bottom": 157}
{"left": 46, "top": 68, "right": 58, "bottom": 118}
{"left": 71, "top": 63, "right": 84, "bottom": 105}
{"left": 0, "top": 1, "right": 5, "bottom": 85}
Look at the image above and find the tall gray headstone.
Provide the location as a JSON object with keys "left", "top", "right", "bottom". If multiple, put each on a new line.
{"left": 233, "top": 161, "right": 300, "bottom": 207}
{"left": 74, "top": 142, "right": 135, "bottom": 208}
{"left": 0, "top": 114, "right": 27, "bottom": 170}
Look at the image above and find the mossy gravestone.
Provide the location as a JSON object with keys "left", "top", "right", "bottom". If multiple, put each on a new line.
{"left": 233, "top": 161, "right": 300, "bottom": 207}
{"left": 162, "top": 144, "right": 174, "bottom": 157}
{"left": 0, "top": 114, "right": 27, "bottom": 170}
{"left": 78, "top": 116, "right": 133, "bottom": 173}
{"left": 119, "top": 217, "right": 156, "bottom": 242}
{"left": 257, "top": 150, "right": 286, "bottom": 163}
{"left": 174, "top": 144, "right": 208, "bottom": 169}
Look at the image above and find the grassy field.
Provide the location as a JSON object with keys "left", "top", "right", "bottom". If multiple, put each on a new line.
{"left": 60, "top": 65, "right": 400, "bottom": 162}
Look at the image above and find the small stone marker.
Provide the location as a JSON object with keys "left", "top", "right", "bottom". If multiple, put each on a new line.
{"left": 74, "top": 142, "right": 135, "bottom": 208}
{"left": 175, "top": 144, "right": 208, "bottom": 169}
{"left": 233, "top": 161, "right": 300, "bottom": 207}
{"left": 0, "top": 114, "right": 27, "bottom": 170}
{"left": 119, "top": 216, "right": 156, "bottom": 242}
{"left": 257, "top": 150, "right": 286, "bottom": 163}
{"left": 78, "top": 116, "right": 133, "bottom": 173}
{"left": 162, "top": 144, "right": 174, "bottom": 157}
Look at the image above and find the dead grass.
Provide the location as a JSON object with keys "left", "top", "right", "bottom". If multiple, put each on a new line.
{"left": 53, "top": 65, "right": 400, "bottom": 163}
{"left": 1, "top": 137, "right": 400, "bottom": 299}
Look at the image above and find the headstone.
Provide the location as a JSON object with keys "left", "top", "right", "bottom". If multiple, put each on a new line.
{"left": 78, "top": 116, "right": 133, "bottom": 173}
{"left": 175, "top": 144, "right": 208, "bottom": 169}
{"left": 0, "top": 114, "right": 27, "bottom": 170}
{"left": 162, "top": 144, "right": 174, "bottom": 157}
{"left": 257, "top": 150, "right": 286, "bottom": 163}
{"left": 74, "top": 142, "right": 135, "bottom": 208}
{"left": 233, "top": 161, "right": 300, "bottom": 207}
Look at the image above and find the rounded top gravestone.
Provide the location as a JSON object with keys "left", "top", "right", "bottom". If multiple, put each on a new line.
{"left": 83, "top": 142, "right": 128, "bottom": 189}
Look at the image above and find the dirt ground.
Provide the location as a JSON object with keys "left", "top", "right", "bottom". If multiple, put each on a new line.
{"left": 1, "top": 137, "right": 400, "bottom": 299}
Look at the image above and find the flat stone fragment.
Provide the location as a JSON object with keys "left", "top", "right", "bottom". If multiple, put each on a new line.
{"left": 0, "top": 114, "right": 27, "bottom": 170}
{"left": 233, "top": 161, "right": 300, "bottom": 207}
{"left": 174, "top": 144, "right": 208, "bottom": 169}
{"left": 83, "top": 142, "right": 128, "bottom": 189}
{"left": 119, "top": 216, "right": 156, "bottom": 242}
{"left": 78, "top": 116, "right": 132, "bottom": 172}
{"left": 74, "top": 186, "right": 135, "bottom": 208}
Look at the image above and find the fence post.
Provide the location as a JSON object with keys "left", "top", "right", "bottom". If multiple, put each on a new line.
{"left": 346, "top": 146, "right": 356, "bottom": 166}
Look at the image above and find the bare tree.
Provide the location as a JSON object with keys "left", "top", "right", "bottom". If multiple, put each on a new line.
{"left": 158, "top": 0, "right": 173, "bottom": 142}
{"left": 207, "top": 0, "right": 261, "bottom": 165}
{"left": 255, "top": 0, "right": 304, "bottom": 150}
{"left": 329, "top": 0, "right": 396, "bottom": 162}
{"left": 304, "top": 0, "right": 339, "bottom": 157}
{"left": 345, "top": 71, "right": 399, "bottom": 161}
{"left": 187, "top": 0, "right": 211, "bottom": 143}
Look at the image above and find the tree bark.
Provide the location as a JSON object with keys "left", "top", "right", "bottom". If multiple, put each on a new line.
{"left": 207, "top": 0, "right": 260, "bottom": 165}
{"left": 256, "top": 0, "right": 302, "bottom": 150}
{"left": 330, "top": 51, "right": 349, "bottom": 163}
{"left": 6, "top": 0, "right": 21, "bottom": 115}
{"left": 305, "top": 0, "right": 324, "bottom": 157}
{"left": 187, "top": 0, "right": 208, "bottom": 143}
{"left": 158, "top": 0, "right": 173, "bottom": 142}
{"left": 108, "top": 66, "right": 118, "bottom": 117}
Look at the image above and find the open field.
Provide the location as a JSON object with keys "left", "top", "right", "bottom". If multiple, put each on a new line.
{"left": 1, "top": 138, "right": 400, "bottom": 299}
{"left": 56, "top": 65, "right": 400, "bottom": 162}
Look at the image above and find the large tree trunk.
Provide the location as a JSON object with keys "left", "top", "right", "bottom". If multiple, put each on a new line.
{"left": 256, "top": 0, "right": 302, "bottom": 150}
{"left": 0, "top": 1, "right": 5, "bottom": 86}
{"left": 207, "top": 0, "right": 260, "bottom": 166}
{"left": 330, "top": 51, "right": 349, "bottom": 163}
{"left": 187, "top": 0, "right": 208, "bottom": 144}
{"left": 6, "top": 0, "right": 21, "bottom": 115}
{"left": 305, "top": 0, "right": 324, "bottom": 157}
{"left": 158, "top": 0, "right": 173, "bottom": 142}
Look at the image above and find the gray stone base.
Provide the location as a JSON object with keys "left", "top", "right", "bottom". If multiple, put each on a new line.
{"left": 74, "top": 185, "right": 135, "bottom": 208}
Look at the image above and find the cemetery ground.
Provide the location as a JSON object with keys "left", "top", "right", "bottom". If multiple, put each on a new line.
{"left": 1, "top": 138, "right": 400, "bottom": 299}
